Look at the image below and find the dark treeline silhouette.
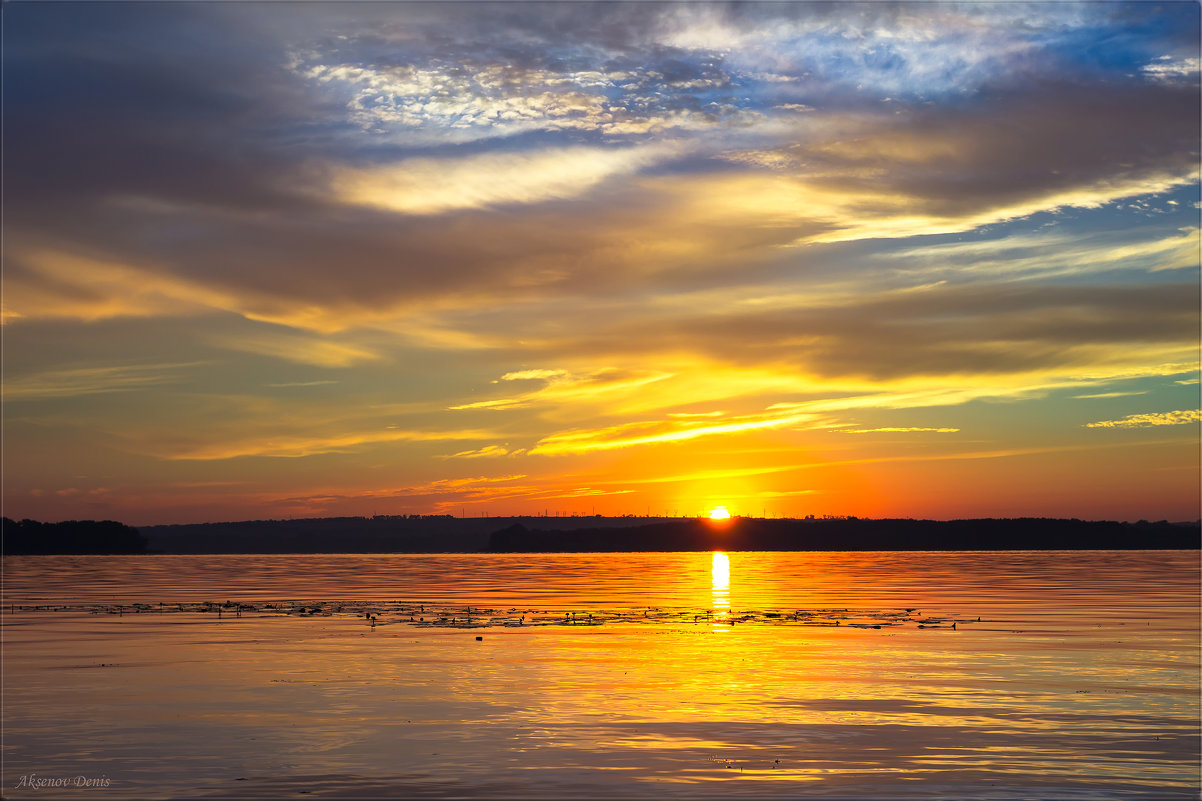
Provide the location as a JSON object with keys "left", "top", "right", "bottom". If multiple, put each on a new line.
{"left": 10, "top": 515, "right": 1195, "bottom": 555}
{"left": 489, "top": 517, "right": 1201, "bottom": 552}
{"left": 138, "top": 515, "right": 679, "bottom": 554}
{"left": 4, "top": 518, "right": 148, "bottom": 554}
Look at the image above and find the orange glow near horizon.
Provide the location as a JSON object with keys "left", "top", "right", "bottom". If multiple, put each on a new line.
{"left": 708, "top": 506, "right": 731, "bottom": 520}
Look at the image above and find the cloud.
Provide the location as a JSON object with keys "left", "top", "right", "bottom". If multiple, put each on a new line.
{"left": 329, "top": 144, "right": 680, "bottom": 214}
{"left": 167, "top": 427, "right": 498, "bottom": 460}
{"left": 885, "top": 226, "right": 1200, "bottom": 282}
{"left": 710, "top": 81, "right": 1199, "bottom": 245}
{"left": 597, "top": 465, "right": 809, "bottom": 486}
{"left": 8, "top": 69, "right": 1194, "bottom": 337}
{"left": 264, "top": 473, "right": 646, "bottom": 514}
{"left": 1085, "top": 410, "right": 1202, "bottom": 429}
{"left": 1143, "top": 56, "right": 1201, "bottom": 83}
{"left": 207, "top": 330, "right": 380, "bottom": 367}
{"left": 3, "top": 250, "right": 245, "bottom": 323}
{"left": 663, "top": 3, "right": 1122, "bottom": 87}
{"left": 751, "top": 490, "right": 819, "bottom": 498}
{"left": 266, "top": 473, "right": 543, "bottom": 512}
{"left": 266, "top": 380, "right": 340, "bottom": 388}
{"left": 300, "top": 58, "right": 747, "bottom": 144}
{"left": 449, "top": 398, "right": 535, "bottom": 412}
{"left": 451, "top": 368, "right": 674, "bottom": 413}
{"left": 523, "top": 282, "right": 1198, "bottom": 383}
{"left": 530, "top": 409, "right": 819, "bottom": 456}
{"left": 6, "top": 3, "right": 1196, "bottom": 336}
{"left": 499, "top": 369, "right": 570, "bottom": 382}
{"left": 3, "top": 362, "right": 202, "bottom": 400}
{"left": 839, "top": 427, "right": 960, "bottom": 434}
{"left": 444, "top": 445, "right": 512, "bottom": 459}
{"left": 1072, "top": 391, "right": 1149, "bottom": 400}
{"left": 536, "top": 487, "right": 637, "bottom": 500}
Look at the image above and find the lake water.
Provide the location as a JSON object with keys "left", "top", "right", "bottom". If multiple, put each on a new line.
{"left": 3, "top": 551, "right": 1199, "bottom": 799}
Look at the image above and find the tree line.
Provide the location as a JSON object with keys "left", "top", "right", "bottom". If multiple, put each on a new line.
{"left": 4, "top": 518, "right": 148, "bottom": 554}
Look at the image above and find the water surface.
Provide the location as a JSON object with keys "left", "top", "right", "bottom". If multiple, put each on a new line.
{"left": 3, "top": 551, "right": 1198, "bottom": 798}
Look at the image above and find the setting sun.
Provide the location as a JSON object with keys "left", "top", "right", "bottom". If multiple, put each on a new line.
{"left": 708, "top": 506, "right": 731, "bottom": 520}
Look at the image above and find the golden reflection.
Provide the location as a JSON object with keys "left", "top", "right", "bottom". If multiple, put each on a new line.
{"left": 711, "top": 551, "right": 730, "bottom": 632}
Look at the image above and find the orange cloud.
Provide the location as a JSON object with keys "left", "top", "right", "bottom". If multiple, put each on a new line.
{"left": 530, "top": 410, "right": 819, "bottom": 455}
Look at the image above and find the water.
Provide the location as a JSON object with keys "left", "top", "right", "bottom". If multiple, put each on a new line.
{"left": 3, "top": 551, "right": 1198, "bottom": 799}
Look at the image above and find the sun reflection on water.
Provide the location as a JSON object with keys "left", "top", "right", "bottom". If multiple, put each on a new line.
{"left": 711, "top": 551, "right": 730, "bottom": 632}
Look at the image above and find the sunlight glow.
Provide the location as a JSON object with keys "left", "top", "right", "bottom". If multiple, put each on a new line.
{"left": 708, "top": 506, "right": 731, "bottom": 520}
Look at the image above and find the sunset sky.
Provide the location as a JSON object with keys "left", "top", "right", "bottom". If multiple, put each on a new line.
{"left": 4, "top": 1, "right": 1199, "bottom": 526}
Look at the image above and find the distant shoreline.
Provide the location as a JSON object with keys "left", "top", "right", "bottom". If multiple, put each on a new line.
{"left": 5, "top": 515, "right": 1198, "bottom": 555}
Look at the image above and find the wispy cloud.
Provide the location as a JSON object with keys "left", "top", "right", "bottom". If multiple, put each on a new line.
{"left": 267, "top": 474, "right": 536, "bottom": 512}
{"left": 443, "top": 445, "right": 513, "bottom": 459}
{"left": 1085, "top": 410, "right": 1201, "bottom": 429}
{"left": 498, "top": 369, "right": 570, "bottom": 382}
{"left": 1072, "top": 390, "right": 1149, "bottom": 400}
{"left": 451, "top": 368, "right": 674, "bottom": 412}
{"left": 839, "top": 427, "right": 960, "bottom": 434}
{"left": 167, "top": 428, "right": 499, "bottom": 460}
{"left": 266, "top": 380, "right": 340, "bottom": 388}
{"left": 278, "top": 473, "right": 644, "bottom": 514}
{"left": 4, "top": 250, "right": 243, "bottom": 324}
{"left": 3, "top": 362, "right": 202, "bottom": 400}
{"left": 530, "top": 410, "right": 818, "bottom": 456}
{"left": 597, "top": 465, "right": 810, "bottom": 486}
{"left": 208, "top": 331, "right": 380, "bottom": 367}
{"left": 886, "top": 227, "right": 1200, "bottom": 281}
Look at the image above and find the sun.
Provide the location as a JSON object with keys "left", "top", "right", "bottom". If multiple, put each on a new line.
{"left": 707, "top": 506, "right": 731, "bottom": 520}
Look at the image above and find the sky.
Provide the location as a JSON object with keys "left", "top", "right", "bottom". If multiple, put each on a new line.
{"left": 3, "top": 1, "right": 1199, "bottom": 526}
